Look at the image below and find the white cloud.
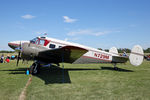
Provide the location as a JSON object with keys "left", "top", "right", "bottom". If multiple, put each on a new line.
{"left": 21, "top": 14, "right": 35, "bottom": 19}
{"left": 65, "top": 37, "right": 80, "bottom": 41}
{"left": 63, "top": 16, "right": 77, "bottom": 23}
{"left": 67, "top": 29, "right": 119, "bottom": 36}
{"left": 68, "top": 29, "right": 90, "bottom": 36}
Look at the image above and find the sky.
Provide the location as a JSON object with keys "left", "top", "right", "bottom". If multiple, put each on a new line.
{"left": 0, "top": 0, "right": 150, "bottom": 50}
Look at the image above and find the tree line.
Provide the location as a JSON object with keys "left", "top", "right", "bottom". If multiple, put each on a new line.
{"left": 98, "top": 48, "right": 150, "bottom": 53}
{"left": 0, "top": 51, "right": 15, "bottom": 53}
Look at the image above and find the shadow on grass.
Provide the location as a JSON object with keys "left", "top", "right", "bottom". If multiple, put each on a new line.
{"left": 0, "top": 65, "right": 101, "bottom": 84}
{"left": 0, "top": 68, "right": 27, "bottom": 74}
{"left": 35, "top": 65, "right": 101, "bottom": 84}
{"left": 101, "top": 67, "right": 134, "bottom": 72}
{"left": 35, "top": 65, "right": 71, "bottom": 84}
{"left": 0, "top": 65, "right": 133, "bottom": 84}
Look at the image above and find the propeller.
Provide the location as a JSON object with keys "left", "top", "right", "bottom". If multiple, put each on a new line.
{"left": 16, "top": 41, "right": 22, "bottom": 66}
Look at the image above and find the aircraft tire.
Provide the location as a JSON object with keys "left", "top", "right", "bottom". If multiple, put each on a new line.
{"left": 30, "top": 63, "right": 40, "bottom": 75}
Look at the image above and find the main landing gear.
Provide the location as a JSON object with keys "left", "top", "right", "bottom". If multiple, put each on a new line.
{"left": 29, "top": 61, "right": 59, "bottom": 75}
{"left": 113, "top": 63, "right": 118, "bottom": 70}
{"left": 30, "top": 62, "right": 41, "bottom": 75}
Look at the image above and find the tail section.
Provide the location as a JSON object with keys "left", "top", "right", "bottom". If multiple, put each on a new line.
{"left": 129, "top": 45, "right": 144, "bottom": 66}
{"left": 109, "top": 47, "right": 118, "bottom": 55}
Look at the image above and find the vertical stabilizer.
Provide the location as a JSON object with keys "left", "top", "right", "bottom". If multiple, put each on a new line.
{"left": 109, "top": 47, "right": 118, "bottom": 55}
{"left": 129, "top": 45, "right": 144, "bottom": 66}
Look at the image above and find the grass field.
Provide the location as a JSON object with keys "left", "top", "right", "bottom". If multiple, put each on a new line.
{"left": 0, "top": 59, "right": 150, "bottom": 100}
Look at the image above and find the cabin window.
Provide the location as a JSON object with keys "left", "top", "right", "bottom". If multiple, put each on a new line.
{"left": 49, "top": 44, "right": 56, "bottom": 48}
{"left": 59, "top": 46, "right": 62, "bottom": 48}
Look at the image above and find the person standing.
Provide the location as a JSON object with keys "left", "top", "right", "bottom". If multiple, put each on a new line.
{"left": 0, "top": 54, "right": 4, "bottom": 63}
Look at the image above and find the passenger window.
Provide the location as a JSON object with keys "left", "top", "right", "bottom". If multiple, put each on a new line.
{"left": 49, "top": 44, "right": 56, "bottom": 48}
{"left": 59, "top": 46, "right": 62, "bottom": 48}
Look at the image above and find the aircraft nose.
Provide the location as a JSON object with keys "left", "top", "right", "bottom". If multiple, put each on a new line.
{"left": 8, "top": 41, "right": 20, "bottom": 50}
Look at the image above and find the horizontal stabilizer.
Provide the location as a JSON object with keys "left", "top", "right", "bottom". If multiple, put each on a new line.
{"left": 112, "top": 56, "right": 128, "bottom": 63}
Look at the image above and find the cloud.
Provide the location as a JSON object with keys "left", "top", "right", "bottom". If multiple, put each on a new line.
{"left": 63, "top": 16, "right": 77, "bottom": 23}
{"left": 67, "top": 29, "right": 90, "bottom": 36}
{"left": 67, "top": 29, "right": 119, "bottom": 36}
{"left": 21, "top": 14, "right": 35, "bottom": 19}
{"left": 64, "top": 37, "right": 80, "bottom": 41}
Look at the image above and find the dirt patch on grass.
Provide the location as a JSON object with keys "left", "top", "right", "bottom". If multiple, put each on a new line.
{"left": 18, "top": 76, "right": 32, "bottom": 100}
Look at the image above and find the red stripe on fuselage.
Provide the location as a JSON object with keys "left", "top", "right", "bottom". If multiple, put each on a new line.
{"left": 82, "top": 56, "right": 112, "bottom": 62}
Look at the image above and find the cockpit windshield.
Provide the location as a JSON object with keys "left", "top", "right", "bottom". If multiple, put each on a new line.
{"left": 30, "top": 37, "right": 38, "bottom": 44}
{"left": 30, "top": 37, "right": 47, "bottom": 46}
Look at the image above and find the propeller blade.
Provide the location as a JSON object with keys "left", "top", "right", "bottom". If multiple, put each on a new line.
{"left": 20, "top": 41, "right": 22, "bottom": 50}
{"left": 16, "top": 52, "right": 21, "bottom": 66}
{"left": 16, "top": 41, "right": 22, "bottom": 66}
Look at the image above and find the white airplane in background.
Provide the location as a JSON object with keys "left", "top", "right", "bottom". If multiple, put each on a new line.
{"left": 8, "top": 36, "right": 144, "bottom": 74}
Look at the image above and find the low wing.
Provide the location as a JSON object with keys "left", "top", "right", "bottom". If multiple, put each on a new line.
{"left": 112, "top": 56, "right": 129, "bottom": 63}
{"left": 38, "top": 46, "right": 88, "bottom": 64}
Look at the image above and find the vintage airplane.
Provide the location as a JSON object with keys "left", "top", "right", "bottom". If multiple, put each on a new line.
{"left": 8, "top": 36, "right": 144, "bottom": 74}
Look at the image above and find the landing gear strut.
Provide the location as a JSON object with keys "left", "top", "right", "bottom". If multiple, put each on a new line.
{"left": 113, "top": 63, "right": 118, "bottom": 70}
{"left": 30, "top": 62, "right": 41, "bottom": 75}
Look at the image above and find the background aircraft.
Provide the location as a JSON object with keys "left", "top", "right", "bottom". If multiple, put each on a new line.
{"left": 8, "top": 36, "right": 144, "bottom": 74}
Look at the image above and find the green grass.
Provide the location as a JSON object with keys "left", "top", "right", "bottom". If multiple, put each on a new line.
{"left": 0, "top": 60, "right": 31, "bottom": 100}
{"left": 0, "top": 60, "right": 150, "bottom": 100}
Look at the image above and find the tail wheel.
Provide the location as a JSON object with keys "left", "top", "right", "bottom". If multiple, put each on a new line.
{"left": 30, "top": 62, "right": 40, "bottom": 75}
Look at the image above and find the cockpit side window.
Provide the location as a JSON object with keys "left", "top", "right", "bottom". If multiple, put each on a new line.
{"left": 39, "top": 39, "right": 45, "bottom": 45}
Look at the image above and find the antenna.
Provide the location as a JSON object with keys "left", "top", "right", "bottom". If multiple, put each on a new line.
{"left": 39, "top": 32, "right": 48, "bottom": 38}
{"left": 43, "top": 32, "right": 47, "bottom": 36}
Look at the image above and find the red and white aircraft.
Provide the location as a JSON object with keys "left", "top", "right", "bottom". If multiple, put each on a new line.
{"left": 8, "top": 36, "right": 144, "bottom": 74}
